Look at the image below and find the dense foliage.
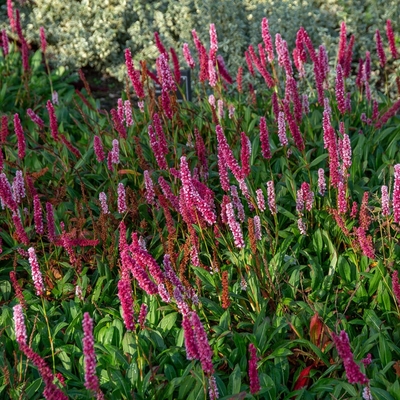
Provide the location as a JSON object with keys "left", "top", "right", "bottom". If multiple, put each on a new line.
{"left": 1, "top": 5, "right": 400, "bottom": 400}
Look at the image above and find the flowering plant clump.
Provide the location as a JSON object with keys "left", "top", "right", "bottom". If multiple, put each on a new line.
{"left": 1, "top": 5, "right": 400, "bottom": 400}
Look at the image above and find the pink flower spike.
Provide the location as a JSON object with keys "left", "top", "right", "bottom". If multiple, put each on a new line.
{"left": 386, "top": 20, "right": 398, "bottom": 59}
{"left": 144, "top": 170, "right": 156, "bottom": 206}
{"left": 39, "top": 26, "right": 47, "bottom": 54}
{"left": 277, "top": 111, "right": 288, "bottom": 147}
{"left": 93, "top": 136, "right": 105, "bottom": 162}
{"left": 125, "top": 49, "right": 145, "bottom": 99}
{"left": 393, "top": 164, "right": 400, "bottom": 223}
{"left": 117, "top": 183, "right": 127, "bottom": 213}
{"left": 338, "top": 22, "right": 347, "bottom": 68}
{"left": 1, "top": 29, "right": 8, "bottom": 56}
{"left": 138, "top": 303, "right": 148, "bottom": 329}
{"left": 46, "top": 202, "right": 56, "bottom": 243}
{"left": 332, "top": 330, "right": 369, "bottom": 385}
{"left": 259, "top": 116, "right": 271, "bottom": 159}
{"left": 335, "top": 64, "right": 346, "bottom": 115}
{"left": 28, "top": 247, "right": 45, "bottom": 296}
{"left": 267, "top": 181, "right": 277, "bottom": 215}
{"left": 99, "top": 192, "right": 109, "bottom": 214}
{"left": 208, "top": 59, "right": 217, "bottom": 87}
{"left": 381, "top": 185, "right": 390, "bottom": 216}
{"left": 209, "top": 23, "right": 218, "bottom": 64}
{"left": 82, "top": 313, "right": 101, "bottom": 395}
{"left": 154, "top": 32, "right": 168, "bottom": 59}
{"left": 191, "top": 311, "right": 214, "bottom": 374}
{"left": 46, "top": 100, "right": 59, "bottom": 141}
{"left": 256, "top": 189, "right": 266, "bottom": 212}
{"left": 248, "top": 343, "right": 260, "bottom": 393}
{"left": 14, "top": 114, "right": 26, "bottom": 159}
{"left": 375, "top": 29, "right": 387, "bottom": 68}
{"left": 27, "top": 109, "right": 45, "bottom": 129}
{"left": 226, "top": 202, "right": 245, "bottom": 248}
{"left": 183, "top": 43, "right": 195, "bottom": 69}
{"left": 392, "top": 270, "right": 400, "bottom": 306}
{"left": 33, "top": 195, "right": 44, "bottom": 235}
{"left": 261, "top": 18, "right": 274, "bottom": 62}
{"left": 117, "top": 279, "right": 135, "bottom": 331}
{"left": 7, "top": 0, "right": 15, "bottom": 32}
{"left": 318, "top": 169, "right": 326, "bottom": 196}
{"left": 13, "top": 304, "right": 27, "bottom": 345}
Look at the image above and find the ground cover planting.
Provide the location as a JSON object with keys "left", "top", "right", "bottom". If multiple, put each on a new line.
{"left": 1, "top": 4, "right": 400, "bottom": 400}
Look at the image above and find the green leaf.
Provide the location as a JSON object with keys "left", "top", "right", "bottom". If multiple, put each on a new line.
{"left": 158, "top": 312, "right": 178, "bottom": 333}
{"left": 228, "top": 364, "right": 242, "bottom": 395}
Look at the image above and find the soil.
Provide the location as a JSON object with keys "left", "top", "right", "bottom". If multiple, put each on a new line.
{"left": 73, "top": 67, "right": 125, "bottom": 111}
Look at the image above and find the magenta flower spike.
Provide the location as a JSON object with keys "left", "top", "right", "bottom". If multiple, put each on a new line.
{"left": 170, "top": 47, "right": 181, "bottom": 84}
{"left": 217, "top": 55, "right": 233, "bottom": 84}
{"left": 182, "top": 43, "right": 195, "bottom": 69}
{"left": 256, "top": 188, "right": 266, "bottom": 212}
{"left": 45, "top": 202, "right": 56, "bottom": 242}
{"left": 117, "top": 183, "right": 127, "bottom": 213}
{"left": 1, "top": 29, "right": 9, "bottom": 56}
{"left": 240, "top": 132, "right": 251, "bottom": 177}
{"left": 332, "top": 330, "right": 369, "bottom": 385}
{"left": 143, "top": 170, "right": 156, "bottom": 206}
{"left": 46, "top": 100, "right": 59, "bottom": 141}
{"left": 337, "top": 22, "right": 347, "bottom": 68}
{"left": 154, "top": 31, "right": 168, "bottom": 59}
{"left": 93, "top": 136, "right": 105, "bottom": 162}
{"left": 208, "top": 59, "right": 217, "bottom": 87}
{"left": 82, "top": 313, "right": 101, "bottom": 395}
{"left": 356, "top": 227, "right": 375, "bottom": 259}
{"left": 259, "top": 116, "right": 271, "bottom": 159}
{"left": 40, "top": 26, "right": 47, "bottom": 54}
{"left": 125, "top": 48, "right": 145, "bottom": 99}
{"left": 99, "top": 192, "right": 109, "bottom": 215}
{"left": 248, "top": 343, "right": 260, "bottom": 394}
{"left": 124, "top": 100, "right": 133, "bottom": 126}
{"left": 375, "top": 29, "right": 387, "bottom": 68}
{"left": 13, "top": 304, "right": 27, "bottom": 345}
{"left": 337, "top": 181, "right": 347, "bottom": 214}
{"left": 267, "top": 180, "right": 277, "bottom": 215}
{"left": 386, "top": 20, "right": 398, "bottom": 59}
{"left": 375, "top": 99, "right": 400, "bottom": 129}
{"left": 117, "top": 279, "right": 135, "bottom": 331}
{"left": 226, "top": 202, "right": 245, "bottom": 248}
{"left": 209, "top": 23, "right": 218, "bottom": 64}
{"left": 253, "top": 216, "right": 262, "bottom": 241}
{"left": 111, "top": 108, "right": 127, "bottom": 139}
{"left": 7, "top": 0, "right": 15, "bottom": 32}
{"left": 182, "top": 313, "right": 200, "bottom": 360}
{"left": 277, "top": 111, "right": 288, "bottom": 147}
{"left": 392, "top": 271, "right": 400, "bottom": 305}
{"left": 318, "top": 169, "right": 326, "bottom": 196}
{"left": 33, "top": 194, "right": 44, "bottom": 235}
{"left": 28, "top": 247, "right": 45, "bottom": 296}
{"left": 261, "top": 18, "right": 274, "bottom": 62}
{"left": 381, "top": 185, "right": 390, "bottom": 216}
{"left": 12, "top": 212, "right": 29, "bottom": 245}
{"left": 191, "top": 311, "right": 214, "bottom": 374}
{"left": 216, "top": 125, "right": 243, "bottom": 182}
{"left": 27, "top": 109, "right": 45, "bottom": 129}
{"left": 138, "top": 303, "right": 148, "bottom": 329}
{"left": 393, "top": 164, "right": 400, "bottom": 223}
{"left": 14, "top": 113, "right": 26, "bottom": 159}
{"left": 335, "top": 64, "right": 346, "bottom": 115}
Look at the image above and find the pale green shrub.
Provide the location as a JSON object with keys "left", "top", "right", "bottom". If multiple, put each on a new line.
{"left": 1, "top": 0, "right": 398, "bottom": 82}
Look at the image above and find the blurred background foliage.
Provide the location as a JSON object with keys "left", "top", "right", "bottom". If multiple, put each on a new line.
{"left": 1, "top": 0, "right": 399, "bottom": 81}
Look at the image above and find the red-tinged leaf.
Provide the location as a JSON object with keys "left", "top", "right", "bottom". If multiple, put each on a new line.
{"left": 293, "top": 364, "right": 314, "bottom": 391}
{"left": 310, "top": 312, "right": 323, "bottom": 347}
